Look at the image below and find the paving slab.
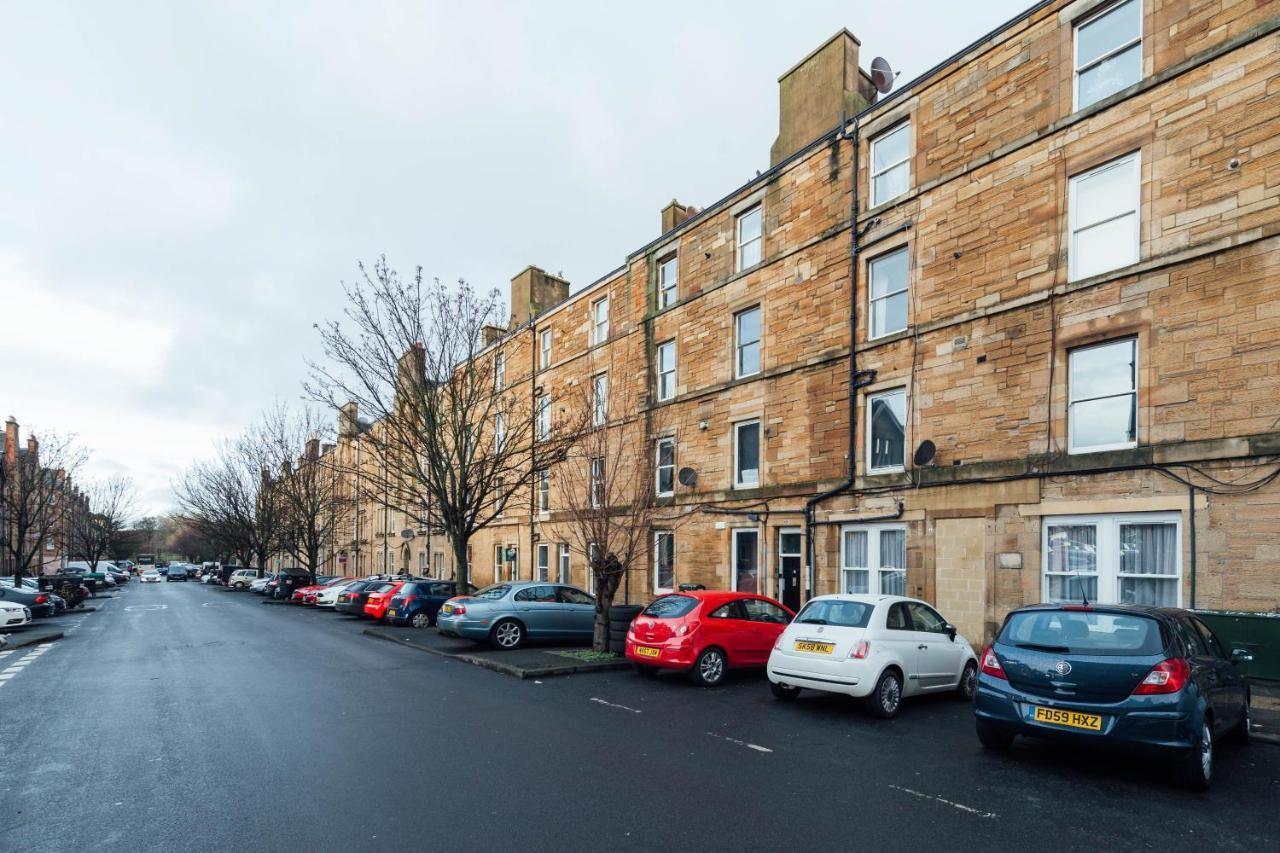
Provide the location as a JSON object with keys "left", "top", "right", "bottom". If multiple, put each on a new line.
{"left": 1250, "top": 681, "right": 1280, "bottom": 745}
{"left": 362, "top": 625, "right": 630, "bottom": 678}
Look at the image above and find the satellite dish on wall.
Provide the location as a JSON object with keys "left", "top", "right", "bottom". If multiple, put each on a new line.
{"left": 677, "top": 467, "right": 698, "bottom": 487}
{"left": 912, "top": 439, "right": 937, "bottom": 468}
{"left": 870, "top": 57, "right": 898, "bottom": 95}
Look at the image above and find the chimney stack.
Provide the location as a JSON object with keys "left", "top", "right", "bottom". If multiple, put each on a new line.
{"left": 4, "top": 416, "right": 17, "bottom": 462}
{"left": 339, "top": 402, "right": 359, "bottom": 438}
{"left": 509, "top": 265, "right": 570, "bottom": 328}
{"left": 770, "top": 29, "right": 875, "bottom": 166}
{"left": 482, "top": 325, "right": 507, "bottom": 347}
{"left": 661, "top": 199, "right": 699, "bottom": 234}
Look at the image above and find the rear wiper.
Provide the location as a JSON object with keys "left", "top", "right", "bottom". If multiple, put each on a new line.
{"left": 799, "top": 618, "right": 828, "bottom": 624}
{"left": 1015, "top": 642, "right": 1070, "bottom": 653}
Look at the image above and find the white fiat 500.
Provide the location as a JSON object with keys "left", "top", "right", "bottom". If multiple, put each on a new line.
{"left": 766, "top": 594, "right": 979, "bottom": 718}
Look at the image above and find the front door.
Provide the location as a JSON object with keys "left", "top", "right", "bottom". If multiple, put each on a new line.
{"left": 732, "top": 529, "right": 759, "bottom": 594}
{"left": 778, "top": 529, "right": 802, "bottom": 612}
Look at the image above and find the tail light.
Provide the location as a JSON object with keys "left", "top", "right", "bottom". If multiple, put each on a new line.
{"left": 773, "top": 634, "right": 784, "bottom": 650}
{"left": 35, "top": 595, "right": 48, "bottom": 605}
{"left": 676, "top": 621, "right": 699, "bottom": 637}
{"left": 1132, "top": 658, "right": 1190, "bottom": 695}
{"left": 849, "top": 640, "right": 870, "bottom": 660}
{"left": 451, "top": 604, "right": 466, "bottom": 615}
{"left": 979, "top": 645, "right": 1006, "bottom": 680}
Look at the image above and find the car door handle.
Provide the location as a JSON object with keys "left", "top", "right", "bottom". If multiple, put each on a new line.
{"left": 917, "top": 644, "right": 928, "bottom": 650}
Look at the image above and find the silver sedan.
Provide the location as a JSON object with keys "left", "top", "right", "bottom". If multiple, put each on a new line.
{"left": 436, "top": 581, "right": 595, "bottom": 649}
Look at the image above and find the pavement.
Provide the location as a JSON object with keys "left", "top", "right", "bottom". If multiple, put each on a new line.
{"left": 0, "top": 625, "right": 64, "bottom": 649}
{"left": 1252, "top": 682, "right": 1280, "bottom": 745}
{"left": 1, "top": 581, "right": 1278, "bottom": 853}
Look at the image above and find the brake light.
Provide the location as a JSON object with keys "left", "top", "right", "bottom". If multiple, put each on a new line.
{"left": 1061, "top": 605, "right": 1093, "bottom": 612}
{"left": 849, "top": 640, "right": 870, "bottom": 660}
{"left": 451, "top": 604, "right": 466, "bottom": 615}
{"left": 979, "top": 645, "right": 1006, "bottom": 679}
{"left": 773, "top": 634, "right": 784, "bottom": 650}
{"left": 35, "top": 595, "right": 48, "bottom": 605}
{"left": 1132, "top": 658, "right": 1190, "bottom": 695}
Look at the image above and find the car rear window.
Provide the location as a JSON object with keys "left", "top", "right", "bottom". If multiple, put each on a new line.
{"left": 474, "top": 585, "right": 510, "bottom": 600}
{"left": 642, "top": 595, "right": 698, "bottom": 619}
{"left": 794, "top": 599, "right": 872, "bottom": 628}
{"left": 371, "top": 583, "right": 396, "bottom": 593}
{"left": 1000, "top": 610, "right": 1165, "bottom": 656}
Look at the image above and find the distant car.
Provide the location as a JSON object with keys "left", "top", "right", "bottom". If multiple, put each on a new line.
{"left": 974, "top": 603, "right": 1253, "bottom": 791}
{"left": 314, "top": 579, "right": 360, "bottom": 609}
{"left": 766, "top": 595, "right": 978, "bottom": 717}
{"left": 270, "top": 569, "right": 314, "bottom": 600}
{"left": 626, "top": 591, "right": 795, "bottom": 686}
{"left": 385, "top": 580, "right": 477, "bottom": 628}
{"left": 362, "top": 581, "right": 405, "bottom": 621}
{"left": 0, "top": 600, "right": 32, "bottom": 629}
{"left": 250, "top": 575, "right": 275, "bottom": 595}
{"left": 0, "top": 586, "right": 55, "bottom": 619}
{"left": 291, "top": 576, "right": 338, "bottom": 603}
{"left": 436, "top": 581, "right": 596, "bottom": 650}
{"left": 166, "top": 565, "right": 190, "bottom": 582}
{"left": 334, "top": 579, "right": 388, "bottom": 616}
{"left": 141, "top": 571, "right": 161, "bottom": 584}
{"left": 227, "top": 569, "right": 260, "bottom": 590}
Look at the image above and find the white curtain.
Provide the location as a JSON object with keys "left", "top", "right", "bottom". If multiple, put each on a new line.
{"left": 842, "top": 530, "right": 868, "bottom": 594}
{"left": 879, "top": 530, "right": 906, "bottom": 595}
{"left": 1119, "top": 523, "right": 1177, "bottom": 606}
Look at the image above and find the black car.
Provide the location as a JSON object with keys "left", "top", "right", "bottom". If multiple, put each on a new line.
{"left": 166, "top": 565, "right": 190, "bottom": 581}
{"left": 0, "top": 586, "right": 56, "bottom": 619}
{"left": 334, "top": 579, "right": 390, "bottom": 616}
{"left": 270, "top": 569, "right": 314, "bottom": 600}
{"left": 385, "top": 580, "right": 478, "bottom": 628}
{"left": 975, "top": 603, "right": 1253, "bottom": 790}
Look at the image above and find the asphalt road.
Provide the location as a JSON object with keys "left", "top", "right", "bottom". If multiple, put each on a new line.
{"left": 2, "top": 582, "right": 1278, "bottom": 853}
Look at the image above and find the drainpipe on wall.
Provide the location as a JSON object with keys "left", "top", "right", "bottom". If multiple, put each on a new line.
{"left": 1188, "top": 485, "right": 1198, "bottom": 609}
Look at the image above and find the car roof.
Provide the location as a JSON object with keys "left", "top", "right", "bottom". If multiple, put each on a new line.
{"left": 807, "top": 593, "right": 916, "bottom": 606}
{"left": 1009, "top": 602, "right": 1175, "bottom": 619}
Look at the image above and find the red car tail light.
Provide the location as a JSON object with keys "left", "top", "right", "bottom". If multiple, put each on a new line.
{"left": 979, "top": 645, "right": 1007, "bottom": 680}
{"left": 1132, "top": 658, "right": 1190, "bottom": 695}
{"left": 35, "top": 595, "right": 48, "bottom": 605}
{"left": 849, "top": 640, "right": 870, "bottom": 660}
{"left": 773, "top": 634, "right": 785, "bottom": 651}
{"left": 676, "top": 621, "right": 699, "bottom": 636}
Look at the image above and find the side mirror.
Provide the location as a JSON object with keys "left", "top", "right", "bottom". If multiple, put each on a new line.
{"left": 944, "top": 623, "right": 957, "bottom": 642}
{"left": 1231, "top": 648, "right": 1255, "bottom": 664}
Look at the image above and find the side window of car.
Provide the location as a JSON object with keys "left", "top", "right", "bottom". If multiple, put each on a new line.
{"left": 708, "top": 602, "right": 740, "bottom": 620}
{"left": 429, "top": 583, "right": 452, "bottom": 597}
{"left": 1191, "top": 617, "right": 1227, "bottom": 659}
{"left": 907, "top": 603, "right": 949, "bottom": 634}
{"left": 742, "top": 598, "right": 789, "bottom": 624}
{"left": 514, "top": 587, "right": 537, "bottom": 602}
{"left": 885, "top": 603, "right": 911, "bottom": 631}
{"left": 556, "top": 587, "right": 593, "bottom": 605}
{"left": 1175, "top": 619, "right": 1206, "bottom": 657}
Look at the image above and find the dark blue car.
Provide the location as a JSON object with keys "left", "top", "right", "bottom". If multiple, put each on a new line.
{"left": 974, "top": 603, "right": 1253, "bottom": 790}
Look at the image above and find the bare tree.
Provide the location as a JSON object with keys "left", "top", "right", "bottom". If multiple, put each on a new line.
{"left": 308, "top": 257, "right": 585, "bottom": 592}
{"left": 1, "top": 430, "right": 85, "bottom": 584}
{"left": 67, "top": 476, "right": 137, "bottom": 572}
{"left": 254, "top": 403, "right": 343, "bottom": 578}
{"left": 546, "top": 364, "right": 682, "bottom": 651}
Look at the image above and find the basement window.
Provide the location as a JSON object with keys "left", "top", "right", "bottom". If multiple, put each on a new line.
{"left": 1069, "top": 151, "right": 1141, "bottom": 281}
{"left": 870, "top": 122, "right": 911, "bottom": 207}
{"left": 1068, "top": 338, "right": 1137, "bottom": 454}
{"left": 1074, "top": 0, "right": 1143, "bottom": 111}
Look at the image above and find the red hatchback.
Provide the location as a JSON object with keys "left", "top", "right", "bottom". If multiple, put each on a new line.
{"left": 363, "top": 581, "right": 404, "bottom": 621}
{"left": 626, "top": 591, "right": 795, "bottom": 686}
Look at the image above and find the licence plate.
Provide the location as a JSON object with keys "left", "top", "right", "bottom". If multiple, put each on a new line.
{"left": 441, "top": 604, "right": 454, "bottom": 615}
{"left": 1031, "top": 705, "right": 1102, "bottom": 731}
{"left": 634, "top": 646, "right": 660, "bottom": 658}
{"left": 794, "top": 640, "right": 834, "bottom": 654}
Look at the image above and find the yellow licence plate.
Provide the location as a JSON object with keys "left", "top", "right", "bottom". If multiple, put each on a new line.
{"left": 441, "top": 605, "right": 453, "bottom": 615}
{"left": 1032, "top": 706, "right": 1102, "bottom": 731}
{"left": 794, "top": 640, "right": 834, "bottom": 654}
{"left": 634, "top": 646, "right": 661, "bottom": 658}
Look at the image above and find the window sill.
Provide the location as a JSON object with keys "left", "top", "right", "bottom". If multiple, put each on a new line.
{"left": 1068, "top": 442, "right": 1138, "bottom": 456}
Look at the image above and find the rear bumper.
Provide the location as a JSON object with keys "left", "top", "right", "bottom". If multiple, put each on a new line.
{"left": 625, "top": 638, "right": 698, "bottom": 670}
{"left": 974, "top": 678, "right": 1198, "bottom": 754}
{"left": 766, "top": 651, "right": 874, "bottom": 698}
{"left": 435, "top": 615, "right": 490, "bottom": 640}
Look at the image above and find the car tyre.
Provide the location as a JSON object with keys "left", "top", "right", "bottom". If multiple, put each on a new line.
{"left": 633, "top": 663, "right": 658, "bottom": 677}
{"left": 1177, "top": 720, "right": 1213, "bottom": 791}
{"left": 689, "top": 647, "right": 727, "bottom": 687}
{"left": 770, "top": 681, "right": 801, "bottom": 701}
{"left": 1228, "top": 700, "right": 1251, "bottom": 746}
{"left": 865, "top": 669, "right": 903, "bottom": 719}
{"left": 975, "top": 719, "right": 1015, "bottom": 750}
{"left": 490, "top": 619, "right": 525, "bottom": 650}
{"left": 410, "top": 611, "right": 431, "bottom": 629}
{"left": 956, "top": 661, "right": 978, "bottom": 702}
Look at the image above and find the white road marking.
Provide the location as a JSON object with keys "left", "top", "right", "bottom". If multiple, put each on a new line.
{"left": 0, "top": 643, "right": 53, "bottom": 689}
{"left": 589, "top": 697, "right": 642, "bottom": 714}
{"left": 125, "top": 604, "right": 167, "bottom": 611}
{"left": 707, "top": 732, "right": 773, "bottom": 753}
{"left": 887, "top": 784, "right": 998, "bottom": 819}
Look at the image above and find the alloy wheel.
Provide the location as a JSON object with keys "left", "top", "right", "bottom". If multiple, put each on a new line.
{"left": 880, "top": 674, "right": 901, "bottom": 714}
{"left": 960, "top": 663, "right": 977, "bottom": 700}
{"left": 411, "top": 612, "right": 430, "bottom": 629}
{"left": 699, "top": 650, "right": 725, "bottom": 685}
{"left": 1200, "top": 722, "right": 1213, "bottom": 782}
{"left": 495, "top": 622, "right": 522, "bottom": 648}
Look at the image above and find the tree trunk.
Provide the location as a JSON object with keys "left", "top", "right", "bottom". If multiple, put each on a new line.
{"left": 451, "top": 534, "right": 470, "bottom": 590}
{"left": 592, "top": 571, "right": 621, "bottom": 653}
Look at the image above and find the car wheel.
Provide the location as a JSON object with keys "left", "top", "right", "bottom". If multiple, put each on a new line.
{"left": 956, "top": 661, "right": 978, "bottom": 702}
{"left": 689, "top": 647, "right": 727, "bottom": 687}
{"left": 975, "top": 719, "right": 1015, "bottom": 750}
{"left": 865, "top": 669, "right": 903, "bottom": 719}
{"left": 410, "top": 612, "right": 431, "bottom": 629}
{"left": 633, "top": 663, "right": 658, "bottom": 677}
{"left": 1228, "top": 700, "right": 1251, "bottom": 746}
{"left": 490, "top": 619, "right": 525, "bottom": 650}
{"left": 770, "top": 681, "right": 801, "bottom": 701}
{"left": 1178, "top": 720, "right": 1213, "bottom": 791}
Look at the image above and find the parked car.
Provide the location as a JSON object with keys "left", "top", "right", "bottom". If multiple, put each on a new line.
{"left": 226, "top": 569, "right": 261, "bottom": 590}
{"left": 974, "top": 603, "right": 1253, "bottom": 790}
{"left": 0, "top": 600, "right": 32, "bottom": 629}
{"left": 766, "top": 594, "right": 978, "bottom": 718}
{"left": 362, "top": 581, "right": 406, "bottom": 621}
{"left": 271, "top": 569, "right": 314, "bottom": 600}
{"left": 0, "top": 586, "right": 55, "bottom": 619}
{"left": 314, "top": 579, "right": 360, "bottom": 609}
{"left": 141, "top": 570, "right": 161, "bottom": 584}
{"left": 291, "top": 576, "right": 338, "bottom": 603}
{"left": 626, "top": 591, "right": 795, "bottom": 686}
{"left": 385, "top": 580, "right": 477, "bottom": 628}
{"left": 250, "top": 574, "right": 276, "bottom": 595}
{"left": 299, "top": 577, "right": 356, "bottom": 606}
{"left": 436, "top": 581, "right": 596, "bottom": 650}
{"left": 166, "top": 565, "right": 190, "bottom": 582}
{"left": 334, "top": 579, "right": 390, "bottom": 616}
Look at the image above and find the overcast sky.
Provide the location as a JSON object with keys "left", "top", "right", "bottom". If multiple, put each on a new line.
{"left": 1, "top": 0, "right": 1032, "bottom": 515}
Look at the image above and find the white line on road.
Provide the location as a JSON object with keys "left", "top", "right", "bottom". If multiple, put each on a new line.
{"left": 886, "top": 784, "right": 998, "bottom": 819}
{"left": 0, "top": 643, "right": 52, "bottom": 689}
{"left": 707, "top": 732, "right": 773, "bottom": 753}
{"left": 590, "top": 697, "right": 642, "bottom": 714}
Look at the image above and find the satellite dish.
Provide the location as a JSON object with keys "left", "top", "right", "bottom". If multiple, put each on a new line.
{"left": 400, "top": 528, "right": 415, "bottom": 539}
{"left": 870, "top": 57, "right": 897, "bottom": 95}
{"left": 912, "top": 439, "right": 937, "bottom": 468}
{"left": 677, "top": 467, "right": 698, "bottom": 487}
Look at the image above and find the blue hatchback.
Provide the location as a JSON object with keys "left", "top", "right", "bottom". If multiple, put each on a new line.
{"left": 974, "top": 604, "right": 1253, "bottom": 790}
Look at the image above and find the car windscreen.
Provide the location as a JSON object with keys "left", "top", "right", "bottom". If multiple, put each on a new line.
{"left": 794, "top": 599, "right": 873, "bottom": 628}
{"left": 1000, "top": 610, "right": 1165, "bottom": 656}
{"left": 642, "top": 595, "right": 698, "bottom": 619}
{"left": 473, "top": 584, "right": 510, "bottom": 600}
